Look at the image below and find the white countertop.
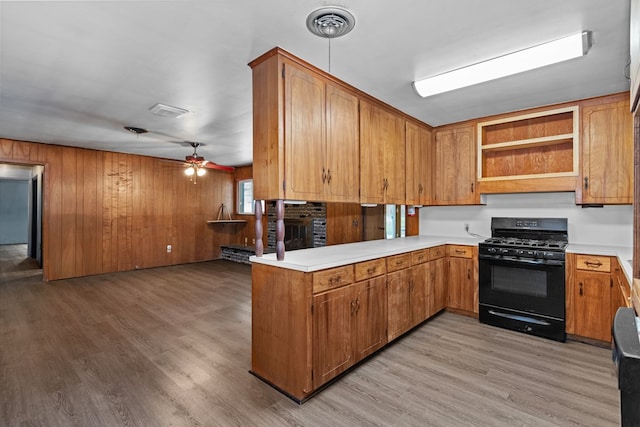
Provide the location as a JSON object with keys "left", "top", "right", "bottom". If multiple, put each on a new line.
{"left": 249, "top": 235, "right": 484, "bottom": 272}
{"left": 250, "top": 237, "right": 634, "bottom": 290}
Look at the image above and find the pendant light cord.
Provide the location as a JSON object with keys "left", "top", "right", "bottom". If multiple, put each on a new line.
{"left": 328, "top": 37, "right": 331, "bottom": 73}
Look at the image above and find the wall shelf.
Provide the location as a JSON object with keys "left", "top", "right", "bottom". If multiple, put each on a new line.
{"left": 207, "top": 203, "right": 247, "bottom": 224}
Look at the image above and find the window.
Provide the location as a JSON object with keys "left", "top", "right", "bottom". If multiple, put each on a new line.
{"left": 237, "top": 179, "right": 254, "bottom": 214}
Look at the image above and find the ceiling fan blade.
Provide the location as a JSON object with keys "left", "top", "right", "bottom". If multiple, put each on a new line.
{"left": 203, "top": 161, "right": 235, "bottom": 172}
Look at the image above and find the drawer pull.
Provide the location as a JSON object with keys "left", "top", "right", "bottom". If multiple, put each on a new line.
{"left": 455, "top": 249, "right": 465, "bottom": 254}
{"left": 584, "top": 260, "right": 603, "bottom": 267}
{"left": 367, "top": 267, "right": 377, "bottom": 274}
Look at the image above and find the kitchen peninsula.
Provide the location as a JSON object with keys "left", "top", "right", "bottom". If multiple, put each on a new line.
{"left": 250, "top": 235, "right": 481, "bottom": 402}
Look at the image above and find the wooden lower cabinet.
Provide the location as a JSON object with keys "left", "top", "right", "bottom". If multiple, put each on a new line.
{"left": 446, "top": 245, "right": 478, "bottom": 314}
{"left": 573, "top": 269, "right": 612, "bottom": 342}
{"left": 566, "top": 253, "right": 631, "bottom": 343}
{"left": 313, "top": 276, "right": 387, "bottom": 388}
{"left": 387, "top": 261, "right": 428, "bottom": 341}
{"left": 251, "top": 244, "right": 477, "bottom": 401}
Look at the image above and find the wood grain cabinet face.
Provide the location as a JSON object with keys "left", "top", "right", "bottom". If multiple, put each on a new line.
{"left": 406, "top": 121, "right": 433, "bottom": 206}
{"left": 433, "top": 125, "right": 478, "bottom": 205}
{"left": 446, "top": 245, "right": 478, "bottom": 314}
{"left": 285, "top": 63, "right": 360, "bottom": 202}
{"left": 429, "top": 256, "right": 446, "bottom": 314}
{"left": 313, "top": 285, "right": 355, "bottom": 387}
{"left": 573, "top": 270, "right": 612, "bottom": 342}
{"left": 313, "top": 276, "right": 387, "bottom": 388}
{"left": 567, "top": 253, "right": 628, "bottom": 343}
{"left": 250, "top": 51, "right": 359, "bottom": 202}
{"left": 578, "top": 98, "right": 633, "bottom": 204}
{"left": 360, "top": 100, "right": 406, "bottom": 204}
{"left": 387, "top": 259, "right": 429, "bottom": 341}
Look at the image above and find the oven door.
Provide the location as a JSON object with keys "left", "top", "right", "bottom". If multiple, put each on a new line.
{"left": 479, "top": 254, "right": 565, "bottom": 319}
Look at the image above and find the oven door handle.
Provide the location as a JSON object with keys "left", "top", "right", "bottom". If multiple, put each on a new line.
{"left": 488, "top": 310, "right": 552, "bottom": 326}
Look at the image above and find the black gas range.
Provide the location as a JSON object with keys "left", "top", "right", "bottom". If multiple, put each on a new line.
{"left": 478, "top": 217, "right": 568, "bottom": 342}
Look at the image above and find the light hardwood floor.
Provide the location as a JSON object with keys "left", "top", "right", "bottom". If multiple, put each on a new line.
{"left": 0, "top": 259, "right": 620, "bottom": 426}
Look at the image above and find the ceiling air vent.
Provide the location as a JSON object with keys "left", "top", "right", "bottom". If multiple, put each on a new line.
{"left": 306, "top": 6, "right": 356, "bottom": 39}
{"left": 149, "top": 103, "right": 189, "bottom": 118}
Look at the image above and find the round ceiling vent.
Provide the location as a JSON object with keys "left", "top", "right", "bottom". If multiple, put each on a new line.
{"left": 306, "top": 6, "right": 356, "bottom": 39}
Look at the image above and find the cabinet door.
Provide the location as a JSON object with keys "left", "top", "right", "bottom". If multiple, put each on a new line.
{"left": 383, "top": 115, "right": 406, "bottom": 205}
{"left": 580, "top": 99, "right": 633, "bottom": 204}
{"left": 360, "top": 101, "right": 387, "bottom": 203}
{"left": 448, "top": 257, "right": 475, "bottom": 312}
{"left": 313, "top": 286, "right": 354, "bottom": 387}
{"left": 387, "top": 269, "right": 412, "bottom": 340}
{"left": 573, "top": 271, "right": 612, "bottom": 342}
{"left": 360, "top": 101, "right": 406, "bottom": 204}
{"left": 433, "top": 125, "right": 477, "bottom": 205}
{"left": 406, "top": 121, "right": 433, "bottom": 205}
{"left": 429, "top": 257, "right": 446, "bottom": 314}
{"left": 284, "top": 62, "right": 326, "bottom": 201}
{"left": 326, "top": 203, "right": 362, "bottom": 245}
{"left": 353, "top": 276, "right": 388, "bottom": 360}
{"left": 410, "top": 263, "right": 429, "bottom": 325}
{"left": 326, "top": 83, "right": 360, "bottom": 202}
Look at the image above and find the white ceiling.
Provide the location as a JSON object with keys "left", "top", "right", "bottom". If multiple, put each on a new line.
{"left": 0, "top": 1, "right": 631, "bottom": 168}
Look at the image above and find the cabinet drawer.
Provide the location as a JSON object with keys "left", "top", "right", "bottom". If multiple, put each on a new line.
{"left": 313, "top": 265, "right": 354, "bottom": 293}
{"left": 447, "top": 245, "right": 473, "bottom": 259}
{"left": 355, "top": 258, "right": 386, "bottom": 281}
{"left": 411, "top": 249, "right": 429, "bottom": 265}
{"left": 576, "top": 255, "right": 611, "bottom": 273}
{"left": 387, "top": 253, "right": 412, "bottom": 272}
{"left": 430, "top": 245, "right": 446, "bottom": 259}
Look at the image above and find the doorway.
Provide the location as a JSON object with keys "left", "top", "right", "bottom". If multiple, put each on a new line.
{"left": 0, "top": 163, "right": 43, "bottom": 278}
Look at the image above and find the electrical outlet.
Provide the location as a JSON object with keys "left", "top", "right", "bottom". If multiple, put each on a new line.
{"left": 464, "top": 223, "right": 469, "bottom": 232}
{"left": 166, "top": 244, "right": 172, "bottom": 253}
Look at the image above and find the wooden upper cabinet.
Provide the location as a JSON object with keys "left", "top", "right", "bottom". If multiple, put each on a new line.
{"left": 578, "top": 96, "right": 633, "bottom": 205}
{"left": 285, "top": 63, "right": 360, "bottom": 202}
{"left": 285, "top": 63, "right": 326, "bottom": 201}
{"left": 325, "top": 83, "right": 360, "bottom": 201}
{"left": 433, "top": 124, "right": 478, "bottom": 205}
{"left": 406, "top": 120, "right": 433, "bottom": 206}
{"left": 250, "top": 49, "right": 359, "bottom": 202}
{"left": 360, "top": 100, "right": 406, "bottom": 204}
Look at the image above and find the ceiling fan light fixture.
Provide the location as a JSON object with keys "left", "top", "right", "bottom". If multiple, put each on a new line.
{"left": 306, "top": 6, "right": 356, "bottom": 39}
{"left": 413, "top": 31, "right": 592, "bottom": 98}
{"left": 124, "top": 126, "right": 148, "bottom": 135}
{"left": 196, "top": 167, "right": 206, "bottom": 177}
{"left": 184, "top": 166, "right": 195, "bottom": 176}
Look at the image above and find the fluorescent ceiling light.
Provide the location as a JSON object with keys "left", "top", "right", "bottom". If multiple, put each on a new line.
{"left": 413, "top": 31, "right": 591, "bottom": 98}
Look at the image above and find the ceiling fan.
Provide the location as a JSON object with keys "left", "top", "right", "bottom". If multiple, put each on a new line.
{"left": 182, "top": 142, "right": 234, "bottom": 182}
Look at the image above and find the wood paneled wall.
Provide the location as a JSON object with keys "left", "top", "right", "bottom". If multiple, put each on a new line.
{"left": 1, "top": 138, "right": 238, "bottom": 281}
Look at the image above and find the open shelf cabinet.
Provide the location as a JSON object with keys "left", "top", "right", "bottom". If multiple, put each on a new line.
{"left": 477, "top": 106, "right": 579, "bottom": 183}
